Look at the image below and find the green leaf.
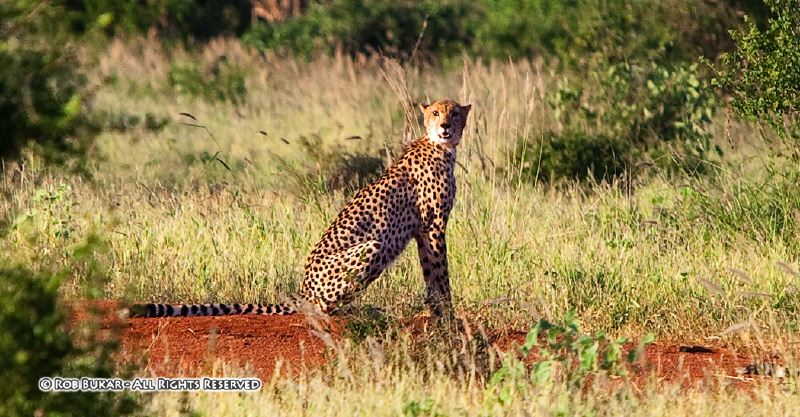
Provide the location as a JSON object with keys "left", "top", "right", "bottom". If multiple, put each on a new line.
{"left": 58, "top": 93, "right": 82, "bottom": 128}
{"left": 215, "top": 157, "right": 232, "bottom": 171}
{"left": 95, "top": 13, "right": 114, "bottom": 30}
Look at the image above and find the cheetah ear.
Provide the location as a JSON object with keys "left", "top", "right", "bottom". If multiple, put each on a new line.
{"left": 419, "top": 102, "right": 430, "bottom": 113}
{"left": 460, "top": 104, "right": 471, "bottom": 117}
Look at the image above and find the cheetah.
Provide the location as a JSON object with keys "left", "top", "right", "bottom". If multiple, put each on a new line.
{"left": 130, "top": 99, "right": 471, "bottom": 318}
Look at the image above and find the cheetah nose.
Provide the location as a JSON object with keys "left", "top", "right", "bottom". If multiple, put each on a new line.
{"left": 440, "top": 122, "right": 450, "bottom": 129}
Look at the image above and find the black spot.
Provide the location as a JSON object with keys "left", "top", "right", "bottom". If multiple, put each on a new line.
{"left": 200, "top": 305, "right": 208, "bottom": 315}
{"left": 211, "top": 306, "right": 220, "bottom": 315}
{"left": 221, "top": 304, "right": 231, "bottom": 314}
{"left": 181, "top": 305, "right": 189, "bottom": 316}
{"left": 166, "top": 305, "right": 175, "bottom": 316}
{"left": 191, "top": 305, "right": 199, "bottom": 315}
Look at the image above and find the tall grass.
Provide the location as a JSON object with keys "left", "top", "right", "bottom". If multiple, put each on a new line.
{"left": 4, "top": 38, "right": 800, "bottom": 338}
{"left": 3, "top": 37, "right": 800, "bottom": 414}
{"left": 145, "top": 343, "right": 800, "bottom": 417}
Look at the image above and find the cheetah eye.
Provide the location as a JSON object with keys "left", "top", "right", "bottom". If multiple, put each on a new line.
{"left": 432, "top": 111, "right": 439, "bottom": 117}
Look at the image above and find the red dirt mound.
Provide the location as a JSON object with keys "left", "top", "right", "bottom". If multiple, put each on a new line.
{"left": 72, "top": 300, "right": 756, "bottom": 387}
{"left": 122, "top": 313, "right": 341, "bottom": 378}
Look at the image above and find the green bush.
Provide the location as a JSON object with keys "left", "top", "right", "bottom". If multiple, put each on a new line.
{"left": 470, "top": 0, "right": 580, "bottom": 60}
{"left": 473, "top": 0, "right": 675, "bottom": 65}
{"left": 65, "top": 0, "right": 252, "bottom": 40}
{"left": 711, "top": 0, "right": 800, "bottom": 144}
{"left": 516, "top": 132, "right": 630, "bottom": 183}
{"left": 243, "top": 0, "right": 476, "bottom": 60}
{"left": 0, "top": 1, "right": 97, "bottom": 164}
{"left": 1, "top": 267, "right": 71, "bottom": 417}
{"left": 0, "top": 261, "right": 141, "bottom": 417}
{"left": 485, "top": 310, "right": 653, "bottom": 405}
{"left": 554, "top": 62, "right": 717, "bottom": 150}
{"left": 292, "top": 134, "right": 387, "bottom": 195}
{"left": 242, "top": 0, "right": 763, "bottom": 65}
{"left": 515, "top": 61, "right": 718, "bottom": 184}
{"left": 167, "top": 58, "right": 247, "bottom": 103}
{"left": 486, "top": 0, "right": 766, "bottom": 65}
{"left": 342, "top": 305, "right": 391, "bottom": 343}
{"left": 65, "top": 0, "right": 161, "bottom": 34}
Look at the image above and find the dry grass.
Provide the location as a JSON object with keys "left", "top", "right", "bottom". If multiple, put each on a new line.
{"left": 3, "top": 36, "right": 800, "bottom": 415}
{"left": 5, "top": 39, "right": 800, "bottom": 335}
{"left": 141, "top": 337, "right": 800, "bottom": 417}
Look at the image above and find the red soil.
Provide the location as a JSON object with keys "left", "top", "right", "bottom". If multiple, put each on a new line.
{"left": 73, "top": 301, "right": 756, "bottom": 388}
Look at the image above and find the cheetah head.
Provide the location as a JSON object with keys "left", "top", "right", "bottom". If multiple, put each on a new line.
{"left": 419, "top": 99, "right": 471, "bottom": 147}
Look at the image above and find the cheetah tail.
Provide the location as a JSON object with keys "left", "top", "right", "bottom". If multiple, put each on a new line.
{"left": 127, "top": 302, "right": 296, "bottom": 318}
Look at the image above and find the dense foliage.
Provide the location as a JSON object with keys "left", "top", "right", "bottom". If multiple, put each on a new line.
{"left": 712, "top": 0, "right": 800, "bottom": 143}
{"left": 518, "top": 61, "right": 718, "bottom": 183}
{"left": 0, "top": 0, "right": 792, "bottom": 185}
{"left": 242, "top": 0, "right": 763, "bottom": 64}
{"left": 244, "top": 0, "right": 475, "bottom": 60}
{"left": 65, "top": 0, "right": 253, "bottom": 40}
{"left": 0, "top": 247, "right": 141, "bottom": 417}
{"left": 0, "top": 1, "right": 96, "bottom": 163}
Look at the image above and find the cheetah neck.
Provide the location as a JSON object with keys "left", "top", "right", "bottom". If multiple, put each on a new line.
{"left": 419, "top": 135, "right": 457, "bottom": 159}
{"left": 405, "top": 137, "right": 456, "bottom": 181}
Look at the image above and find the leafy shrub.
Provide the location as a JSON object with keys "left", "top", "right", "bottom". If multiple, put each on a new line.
{"left": 167, "top": 59, "right": 246, "bottom": 103}
{"left": 65, "top": 0, "right": 253, "bottom": 40}
{"left": 477, "top": 0, "right": 781, "bottom": 65}
{"left": 474, "top": 0, "right": 674, "bottom": 65}
{"left": 403, "top": 398, "right": 445, "bottom": 417}
{"left": 243, "top": 0, "right": 476, "bottom": 60}
{"left": 0, "top": 267, "right": 71, "bottom": 417}
{"left": 485, "top": 311, "right": 653, "bottom": 405}
{"left": 64, "top": 0, "right": 161, "bottom": 34}
{"left": 0, "top": 1, "right": 97, "bottom": 163}
{"left": 242, "top": 11, "right": 325, "bottom": 59}
{"left": 711, "top": 0, "right": 800, "bottom": 144}
{"left": 342, "top": 305, "right": 391, "bottom": 343}
{"left": 0, "top": 240, "right": 141, "bottom": 417}
{"left": 470, "top": 0, "right": 580, "bottom": 60}
{"left": 282, "top": 134, "right": 386, "bottom": 196}
{"left": 555, "top": 63, "right": 717, "bottom": 151}
{"left": 516, "top": 132, "right": 629, "bottom": 183}
{"left": 516, "top": 61, "right": 718, "bottom": 183}
{"left": 242, "top": 0, "right": 763, "bottom": 65}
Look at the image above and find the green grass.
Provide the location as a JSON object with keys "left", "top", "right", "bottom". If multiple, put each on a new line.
{"left": 4, "top": 38, "right": 800, "bottom": 337}
{"left": 3, "top": 37, "right": 800, "bottom": 415}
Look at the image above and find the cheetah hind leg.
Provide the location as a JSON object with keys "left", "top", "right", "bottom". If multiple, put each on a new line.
{"left": 309, "top": 240, "right": 386, "bottom": 312}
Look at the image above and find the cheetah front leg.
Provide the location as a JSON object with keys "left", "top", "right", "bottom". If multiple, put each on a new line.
{"left": 415, "top": 226, "right": 453, "bottom": 317}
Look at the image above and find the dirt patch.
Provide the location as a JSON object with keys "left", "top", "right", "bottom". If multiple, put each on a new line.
{"left": 71, "top": 301, "right": 756, "bottom": 387}
{"left": 121, "top": 313, "right": 342, "bottom": 378}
